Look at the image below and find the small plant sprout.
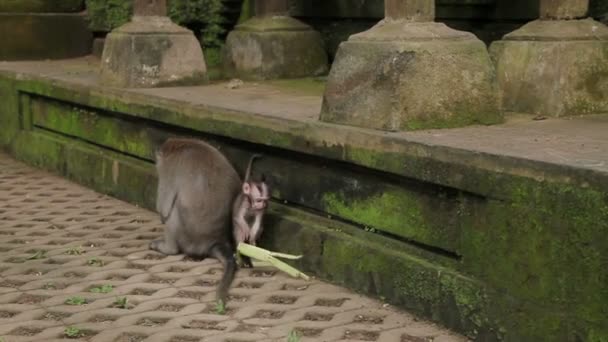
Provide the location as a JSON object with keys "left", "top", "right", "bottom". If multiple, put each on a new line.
{"left": 87, "top": 257, "right": 105, "bottom": 267}
{"left": 64, "top": 326, "right": 82, "bottom": 338}
{"left": 215, "top": 299, "right": 226, "bottom": 315}
{"left": 114, "top": 297, "right": 129, "bottom": 309}
{"left": 287, "top": 329, "right": 302, "bottom": 342}
{"left": 65, "top": 296, "right": 87, "bottom": 305}
{"left": 26, "top": 250, "right": 47, "bottom": 260}
{"left": 43, "top": 282, "right": 56, "bottom": 290}
{"left": 65, "top": 246, "right": 85, "bottom": 255}
{"left": 90, "top": 284, "right": 113, "bottom": 294}
{"left": 364, "top": 226, "right": 377, "bottom": 233}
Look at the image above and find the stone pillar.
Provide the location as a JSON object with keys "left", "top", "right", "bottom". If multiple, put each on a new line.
{"left": 385, "top": 0, "right": 434, "bottom": 21}
{"left": 133, "top": 0, "right": 167, "bottom": 16}
{"left": 99, "top": 0, "right": 207, "bottom": 88}
{"left": 540, "top": 0, "right": 588, "bottom": 19}
{"left": 319, "top": 0, "right": 501, "bottom": 132}
{"left": 254, "top": 0, "right": 288, "bottom": 15}
{"left": 490, "top": 0, "right": 608, "bottom": 117}
{"left": 222, "top": 0, "right": 328, "bottom": 80}
{"left": 0, "top": 0, "right": 91, "bottom": 61}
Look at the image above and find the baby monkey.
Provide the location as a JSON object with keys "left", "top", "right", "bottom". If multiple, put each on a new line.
{"left": 233, "top": 154, "right": 270, "bottom": 267}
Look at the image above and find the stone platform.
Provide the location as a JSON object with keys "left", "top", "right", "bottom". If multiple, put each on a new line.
{"left": 0, "top": 57, "right": 605, "bottom": 174}
{"left": 0, "top": 57, "right": 606, "bottom": 341}
{"left": 0, "top": 152, "right": 466, "bottom": 342}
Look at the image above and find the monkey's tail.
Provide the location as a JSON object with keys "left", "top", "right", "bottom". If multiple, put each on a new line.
{"left": 209, "top": 242, "right": 237, "bottom": 303}
{"left": 244, "top": 154, "right": 263, "bottom": 182}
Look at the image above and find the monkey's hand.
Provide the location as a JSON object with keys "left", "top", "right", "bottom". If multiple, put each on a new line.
{"left": 235, "top": 227, "right": 250, "bottom": 244}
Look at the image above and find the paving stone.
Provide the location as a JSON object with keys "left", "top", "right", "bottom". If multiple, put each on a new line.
{"left": 0, "top": 152, "right": 467, "bottom": 341}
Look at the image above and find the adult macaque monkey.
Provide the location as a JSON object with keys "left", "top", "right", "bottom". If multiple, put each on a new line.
{"left": 151, "top": 138, "right": 240, "bottom": 304}
{"left": 233, "top": 154, "right": 270, "bottom": 267}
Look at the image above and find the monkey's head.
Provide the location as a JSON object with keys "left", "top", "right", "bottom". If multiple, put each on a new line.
{"left": 242, "top": 178, "right": 270, "bottom": 211}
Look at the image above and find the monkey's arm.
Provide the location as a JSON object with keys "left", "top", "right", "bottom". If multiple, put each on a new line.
{"left": 249, "top": 214, "right": 264, "bottom": 245}
{"left": 233, "top": 216, "right": 251, "bottom": 243}
{"left": 232, "top": 196, "right": 252, "bottom": 243}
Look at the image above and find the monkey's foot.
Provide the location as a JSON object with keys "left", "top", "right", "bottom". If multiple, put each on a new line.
{"left": 149, "top": 239, "right": 179, "bottom": 255}
{"left": 236, "top": 253, "right": 253, "bottom": 268}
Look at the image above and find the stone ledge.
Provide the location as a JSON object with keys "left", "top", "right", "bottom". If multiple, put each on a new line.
{"left": 503, "top": 18, "right": 608, "bottom": 41}
{"left": 0, "top": 59, "right": 606, "bottom": 341}
{"left": 0, "top": 59, "right": 606, "bottom": 197}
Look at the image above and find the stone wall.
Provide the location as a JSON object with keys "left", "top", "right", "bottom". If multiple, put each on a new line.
{"left": 0, "top": 67, "right": 606, "bottom": 341}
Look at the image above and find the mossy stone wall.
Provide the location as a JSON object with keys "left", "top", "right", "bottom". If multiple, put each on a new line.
{"left": 0, "top": 72, "right": 606, "bottom": 341}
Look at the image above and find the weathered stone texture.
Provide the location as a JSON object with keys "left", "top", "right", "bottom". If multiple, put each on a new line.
{"left": 490, "top": 18, "right": 608, "bottom": 117}
{"left": 320, "top": 21, "right": 502, "bottom": 131}
{"left": 385, "top": 0, "right": 435, "bottom": 21}
{"left": 540, "top": 0, "right": 590, "bottom": 19}
{"left": 222, "top": 16, "right": 328, "bottom": 80}
{"left": 0, "top": 13, "right": 92, "bottom": 61}
{"left": 100, "top": 16, "right": 207, "bottom": 88}
{"left": 133, "top": 0, "right": 166, "bottom": 16}
{"left": 92, "top": 38, "right": 105, "bottom": 58}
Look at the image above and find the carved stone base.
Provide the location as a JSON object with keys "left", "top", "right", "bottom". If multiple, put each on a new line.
{"left": 490, "top": 18, "right": 608, "bottom": 117}
{"left": 100, "top": 16, "right": 207, "bottom": 88}
{"left": 319, "top": 20, "right": 501, "bottom": 132}
{"left": 222, "top": 16, "right": 328, "bottom": 80}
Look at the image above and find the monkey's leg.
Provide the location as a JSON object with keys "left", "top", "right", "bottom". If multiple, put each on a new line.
{"left": 149, "top": 237, "right": 179, "bottom": 255}
{"left": 209, "top": 242, "right": 237, "bottom": 304}
{"left": 234, "top": 222, "right": 253, "bottom": 268}
{"left": 240, "top": 239, "right": 256, "bottom": 268}
{"left": 239, "top": 253, "right": 253, "bottom": 268}
{"left": 149, "top": 216, "right": 180, "bottom": 255}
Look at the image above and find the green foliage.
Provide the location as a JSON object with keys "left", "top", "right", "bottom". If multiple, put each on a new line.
{"left": 90, "top": 284, "right": 113, "bottom": 293}
{"left": 65, "top": 246, "right": 85, "bottom": 255}
{"left": 85, "top": 0, "right": 228, "bottom": 51}
{"left": 168, "top": 0, "right": 226, "bottom": 49}
{"left": 25, "top": 250, "right": 47, "bottom": 260}
{"left": 215, "top": 299, "right": 226, "bottom": 315}
{"left": 64, "top": 326, "right": 82, "bottom": 338}
{"left": 287, "top": 330, "right": 301, "bottom": 342}
{"left": 65, "top": 296, "right": 87, "bottom": 305}
{"left": 113, "top": 297, "right": 129, "bottom": 309}
{"left": 85, "top": 0, "right": 132, "bottom": 31}
{"left": 87, "top": 257, "right": 105, "bottom": 267}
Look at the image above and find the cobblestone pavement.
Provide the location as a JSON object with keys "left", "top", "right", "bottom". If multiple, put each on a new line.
{"left": 0, "top": 152, "right": 467, "bottom": 342}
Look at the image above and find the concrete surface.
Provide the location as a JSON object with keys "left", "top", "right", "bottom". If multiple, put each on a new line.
{"left": 0, "top": 152, "right": 467, "bottom": 342}
{"left": 0, "top": 57, "right": 606, "bottom": 175}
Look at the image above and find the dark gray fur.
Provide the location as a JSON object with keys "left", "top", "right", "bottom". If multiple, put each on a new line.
{"left": 150, "top": 138, "right": 240, "bottom": 302}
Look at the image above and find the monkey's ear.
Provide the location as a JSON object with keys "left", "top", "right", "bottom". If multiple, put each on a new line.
{"left": 242, "top": 182, "right": 251, "bottom": 194}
